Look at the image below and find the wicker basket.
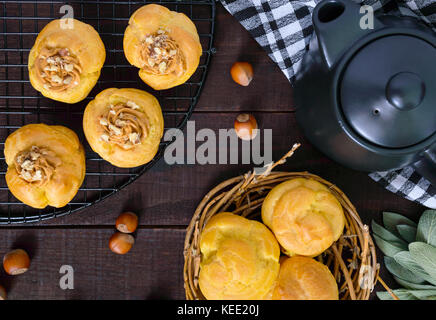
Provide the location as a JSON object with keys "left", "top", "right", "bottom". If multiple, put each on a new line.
{"left": 184, "top": 145, "right": 383, "bottom": 300}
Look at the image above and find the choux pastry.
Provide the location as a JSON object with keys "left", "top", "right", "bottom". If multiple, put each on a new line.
{"left": 28, "top": 18, "right": 105, "bottom": 103}
{"left": 273, "top": 256, "right": 339, "bottom": 300}
{"left": 262, "top": 178, "right": 345, "bottom": 257}
{"left": 83, "top": 88, "right": 164, "bottom": 168}
{"left": 123, "top": 4, "right": 202, "bottom": 90}
{"left": 4, "top": 124, "right": 85, "bottom": 209}
{"left": 198, "top": 212, "right": 280, "bottom": 300}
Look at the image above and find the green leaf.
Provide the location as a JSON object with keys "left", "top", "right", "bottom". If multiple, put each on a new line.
{"left": 377, "top": 289, "right": 418, "bottom": 300}
{"left": 377, "top": 289, "right": 436, "bottom": 300}
{"left": 416, "top": 210, "right": 436, "bottom": 246}
{"left": 383, "top": 212, "right": 417, "bottom": 236}
{"left": 373, "top": 234, "right": 407, "bottom": 258}
{"left": 372, "top": 220, "right": 408, "bottom": 246}
{"left": 393, "top": 276, "right": 436, "bottom": 290}
{"left": 384, "top": 256, "right": 426, "bottom": 284}
{"left": 409, "top": 242, "right": 436, "bottom": 284}
{"left": 396, "top": 224, "right": 417, "bottom": 243}
{"left": 393, "top": 251, "right": 435, "bottom": 285}
{"left": 408, "top": 290, "right": 436, "bottom": 300}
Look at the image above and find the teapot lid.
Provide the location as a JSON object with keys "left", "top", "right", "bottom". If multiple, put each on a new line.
{"left": 340, "top": 34, "right": 436, "bottom": 148}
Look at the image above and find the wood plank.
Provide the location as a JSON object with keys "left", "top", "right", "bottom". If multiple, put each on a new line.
{"left": 0, "top": 2, "right": 424, "bottom": 301}
{"left": 0, "top": 228, "right": 186, "bottom": 300}
{"left": 196, "top": 5, "right": 295, "bottom": 112}
{"left": 34, "top": 111, "right": 423, "bottom": 227}
{"left": 0, "top": 226, "right": 395, "bottom": 300}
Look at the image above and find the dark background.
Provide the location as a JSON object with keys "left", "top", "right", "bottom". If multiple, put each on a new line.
{"left": 0, "top": 3, "right": 423, "bottom": 299}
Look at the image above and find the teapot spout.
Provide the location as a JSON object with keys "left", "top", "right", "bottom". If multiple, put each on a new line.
{"left": 313, "top": 0, "right": 377, "bottom": 69}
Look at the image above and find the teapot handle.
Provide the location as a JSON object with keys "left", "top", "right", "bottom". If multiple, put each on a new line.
{"left": 412, "top": 146, "right": 436, "bottom": 187}
{"left": 313, "top": 0, "right": 377, "bottom": 69}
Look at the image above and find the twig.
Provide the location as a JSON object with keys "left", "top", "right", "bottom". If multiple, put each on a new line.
{"left": 377, "top": 275, "right": 400, "bottom": 300}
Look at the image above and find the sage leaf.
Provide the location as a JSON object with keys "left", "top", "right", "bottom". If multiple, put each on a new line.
{"left": 374, "top": 234, "right": 407, "bottom": 258}
{"left": 394, "top": 276, "right": 436, "bottom": 290}
{"left": 383, "top": 212, "right": 417, "bottom": 236}
{"left": 416, "top": 210, "right": 436, "bottom": 246}
{"left": 409, "top": 242, "right": 436, "bottom": 284}
{"left": 408, "top": 290, "right": 436, "bottom": 300}
{"left": 396, "top": 224, "right": 417, "bottom": 243}
{"left": 372, "top": 220, "right": 408, "bottom": 246}
{"left": 393, "top": 251, "right": 435, "bottom": 285}
{"left": 377, "top": 289, "right": 418, "bottom": 300}
{"left": 384, "top": 256, "right": 425, "bottom": 284}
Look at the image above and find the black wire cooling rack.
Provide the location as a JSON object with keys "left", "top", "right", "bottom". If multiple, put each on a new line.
{"left": 0, "top": 0, "right": 215, "bottom": 224}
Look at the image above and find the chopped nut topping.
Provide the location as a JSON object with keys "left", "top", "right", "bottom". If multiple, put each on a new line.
{"left": 126, "top": 101, "right": 140, "bottom": 110}
{"left": 129, "top": 132, "right": 139, "bottom": 144}
{"left": 63, "top": 76, "right": 72, "bottom": 85}
{"left": 51, "top": 74, "right": 62, "bottom": 84}
{"left": 44, "top": 65, "right": 58, "bottom": 72}
{"left": 58, "top": 48, "right": 69, "bottom": 57}
{"left": 21, "top": 160, "right": 34, "bottom": 171}
{"left": 14, "top": 146, "right": 61, "bottom": 186}
{"left": 99, "top": 101, "right": 149, "bottom": 150}
{"left": 109, "top": 124, "right": 122, "bottom": 136}
{"left": 35, "top": 47, "right": 82, "bottom": 92}
{"left": 34, "top": 170, "right": 42, "bottom": 181}
{"left": 30, "top": 150, "right": 40, "bottom": 161}
{"left": 64, "top": 64, "right": 74, "bottom": 72}
{"left": 115, "top": 119, "right": 126, "bottom": 127}
{"left": 140, "top": 29, "right": 185, "bottom": 76}
{"left": 158, "top": 61, "right": 167, "bottom": 73}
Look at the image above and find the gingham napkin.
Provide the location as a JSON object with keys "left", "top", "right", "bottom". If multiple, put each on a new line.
{"left": 220, "top": 0, "right": 436, "bottom": 208}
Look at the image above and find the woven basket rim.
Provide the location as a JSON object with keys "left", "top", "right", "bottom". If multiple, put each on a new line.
{"left": 183, "top": 169, "right": 379, "bottom": 300}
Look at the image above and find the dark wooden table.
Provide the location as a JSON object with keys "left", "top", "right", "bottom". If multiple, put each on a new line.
{"left": 0, "top": 3, "right": 424, "bottom": 300}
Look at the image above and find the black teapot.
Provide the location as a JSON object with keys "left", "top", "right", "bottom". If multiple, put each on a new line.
{"left": 295, "top": 0, "right": 436, "bottom": 185}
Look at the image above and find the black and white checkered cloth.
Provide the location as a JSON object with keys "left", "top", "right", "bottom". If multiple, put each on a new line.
{"left": 220, "top": 0, "right": 436, "bottom": 208}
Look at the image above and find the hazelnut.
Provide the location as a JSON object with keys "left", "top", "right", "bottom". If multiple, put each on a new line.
{"left": 3, "top": 249, "right": 30, "bottom": 275}
{"left": 230, "top": 62, "right": 253, "bottom": 86}
{"left": 116, "top": 212, "right": 138, "bottom": 234}
{"left": 0, "top": 285, "right": 6, "bottom": 300}
{"left": 234, "top": 114, "right": 258, "bottom": 141}
{"left": 109, "top": 232, "right": 134, "bottom": 255}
